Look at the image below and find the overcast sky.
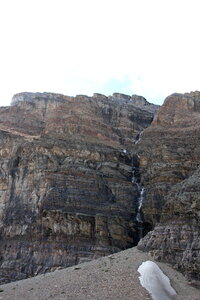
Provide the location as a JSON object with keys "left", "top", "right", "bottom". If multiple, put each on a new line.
{"left": 0, "top": 0, "right": 199, "bottom": 106}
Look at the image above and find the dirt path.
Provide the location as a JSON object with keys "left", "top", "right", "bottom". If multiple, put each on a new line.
{"left": 0, "top": 247, "right": 199, "bottom": 300}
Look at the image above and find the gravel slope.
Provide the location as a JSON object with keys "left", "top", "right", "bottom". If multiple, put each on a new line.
{"left": 0, "top": 247, "right": 199, "bottom": 300}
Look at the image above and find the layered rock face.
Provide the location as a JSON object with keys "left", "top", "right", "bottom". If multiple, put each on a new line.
{"left": 0, "top": 92, "right": 157, "bottom": 283}
{"left": 137, "top": 92, "right": 200, "bottom": 284}
{"left": 1, "top": 91, "right": 199, "bottom": 285}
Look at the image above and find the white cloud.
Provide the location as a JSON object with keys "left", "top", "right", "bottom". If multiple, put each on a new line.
{"left": 0, "top": 0, "right": 200, "bottom": 106}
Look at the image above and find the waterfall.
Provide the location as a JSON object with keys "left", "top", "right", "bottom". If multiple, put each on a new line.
{"left": 131, "top": 162, "right": 144, "bottom": 222}
{"left": 134, "top": 131, "right": 143, "bottom": 144}
{"left": 131, "top": 162, "right": 144, "bottom": 241}
{"left": 136, "top": 187, "right": 144, "bottom": 223}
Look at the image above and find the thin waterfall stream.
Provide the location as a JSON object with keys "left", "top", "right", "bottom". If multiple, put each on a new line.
{"left": 132, "top": 130, "right": 145, "bottom": 241}
{"left": 131, "top": 161, "right": 145, "bottom": 240}
{"left": 134, "top": 130, "right": 143, "bottom": 145}
{"left": 136, "top": 186, "right": 145, "bottom": 223}
{"left": 122, "top": 130, "right": 147, "bottom": 242}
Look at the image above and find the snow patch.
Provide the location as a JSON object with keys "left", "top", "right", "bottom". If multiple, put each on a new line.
{"left": 138, "top": 261, "right": 176, "bottom": 300}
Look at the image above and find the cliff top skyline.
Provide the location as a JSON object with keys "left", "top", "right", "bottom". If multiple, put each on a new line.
{"left": 0, "top": 0, "right": 200, "bottom": 107}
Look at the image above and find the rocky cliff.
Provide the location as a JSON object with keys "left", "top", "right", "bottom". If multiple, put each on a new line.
{"left": 137, "top": 91, "right": 200, "bottom": 286}
{"left": 1, "top": 91, "right": 200, "bottom": 286}
{"left": 0, "top": 92, "right": 157, "bottom": 283}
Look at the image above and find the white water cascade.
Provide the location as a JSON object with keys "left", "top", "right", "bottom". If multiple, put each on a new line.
{"left": 131, "top": 164, "right": 145, "bottom": 222}
{"left": 134, "top": 130, "right": 143, "bottom": 144}
{"left": 136, "top": 186, "right": 145, "bottom": 223}
{"left": 132, "top": 130, "right": 145, "bottom": 240}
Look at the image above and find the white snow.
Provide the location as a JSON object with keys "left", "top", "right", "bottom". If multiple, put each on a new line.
{"left": 138, "top": 261, "right": 176, "bottom": 300}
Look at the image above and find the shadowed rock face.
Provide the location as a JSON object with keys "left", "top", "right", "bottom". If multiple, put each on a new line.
{"left": 137, "top": 92, "right": 200, "bottom": 284}
{"left": 0, "top": 92, "right": 157, "bottom": 283}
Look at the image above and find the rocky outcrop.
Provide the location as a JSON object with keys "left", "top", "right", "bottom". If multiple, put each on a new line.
{"left": 137, "top": 92, "right": 200, "bottom": 285}
{"left": 131, "top": 94, "right": 159, "bottom": 113}
{"left": 138, "top": 169, "right": 200, "bottom": 284}
{"left": 0, "top": 92, "right": 157, "bottom": 283}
